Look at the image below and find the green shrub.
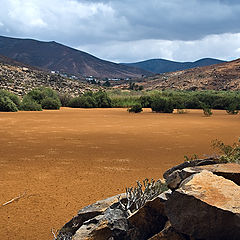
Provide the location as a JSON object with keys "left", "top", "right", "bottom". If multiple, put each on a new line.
{"left": 226, "top": 103, "right": 239, "bottom": 115}
{"left": 128, "top": 104, "right": 143, "bottom": 113}
{"left": 20, "top": 96, "right": 42, "bottom": 111}
{"left": 151, "top": 96, "right": 174, "bottom": 113}
{"left": 24, "top": 87, "right": 61, "bottom": 110}
{"left": 68, "top": 96, "right": 97, "bottom": 108}
{"left": 0, "top": 96, "right": 18, "bottom": 112}
{"left": 0, "top": 90, "right": 20, "bottom": 109}
{"left": 140, "top": 95, "right": 152, "bottom": 108}
{"left": 42, "top": 97, "right": 61, "bottom": 110}
{"left": 202, "top": 107, "right": 213, "bottom": 117}
{"left": 94, "top": 91, "right": 112, "bottom": 108}
{"left": 212, "top": 139, "right": 240, "bottom": 164}
{"left": 58, "top": 94, "right": 72, "bottom": 107}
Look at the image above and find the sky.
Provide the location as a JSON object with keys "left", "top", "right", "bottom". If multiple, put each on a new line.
{"left": 0, "top": 0, "right": 240, "bottom": 63}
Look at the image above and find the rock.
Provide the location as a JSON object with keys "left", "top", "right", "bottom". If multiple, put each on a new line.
{"left": 72, "top": 207, "right": 128, "bottom": 240}
{"left": 163, "top": 158, "right": 226, "bottom": 180}
{"left": 182, "top": 163, "right": 240, "bottom": 185}
{"left": 165, "top": 170, "right": 240, "bottom": 240}
{"left": 149, "top": 221, "right": 188, "bottom": 240}
{"left": 165, "top": 162, "right": 240, "bottom": 190}
{"left": 57, "top": 194, "right": 125, "bottom": 239}
{"left": 127, "top": 195, "right": 168, "bottom": 240}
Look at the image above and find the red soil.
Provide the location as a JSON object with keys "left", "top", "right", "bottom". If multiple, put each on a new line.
{"left": 0, "top": 108, "right": 239, "bottom": 240}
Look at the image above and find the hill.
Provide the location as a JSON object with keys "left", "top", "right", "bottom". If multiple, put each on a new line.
{"left": 0, "top": 35, "right": 151, "bottom": 79}
{"left": 137, "top": 58, "right": 240, "bottom": 91}
{"left": 0, "top": 55, "right": 98, "bottom": 96}
{"left": 122, "top": 58, "right": 225, "bottom": 74}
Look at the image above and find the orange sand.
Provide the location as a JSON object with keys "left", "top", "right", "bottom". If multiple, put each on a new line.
{"left": 0, "top": 108, "right": 239, "bottom": 240}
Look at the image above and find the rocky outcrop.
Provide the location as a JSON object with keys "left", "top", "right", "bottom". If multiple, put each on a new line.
{"left": 57, "top": 160, "right": 240, "bottom": 240}
{"left": 165, "top": 170, "right": 240, "bottom": 240}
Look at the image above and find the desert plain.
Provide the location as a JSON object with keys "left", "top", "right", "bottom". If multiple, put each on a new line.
{"left": 0, "top": 108, "right": 239, "bottom": 240}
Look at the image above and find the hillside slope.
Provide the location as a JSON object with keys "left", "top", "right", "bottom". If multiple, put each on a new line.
{"left": 0, "top": 36, "right": 151, "bottom": 78}
{"left": 138, "top": 58, "right": 240, "bottom": 91}
{"left": 0, "top": 56, "right": 98, "bottom": 96}
{"left": 123, "top": 58, "right": 225, "bottom": 74}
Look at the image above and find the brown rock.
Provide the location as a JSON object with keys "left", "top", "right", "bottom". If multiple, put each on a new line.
{"left": 182, "top": 163, "right": 240, "bottom": 185}
{"left": 165, "top": 170, "right": 240, "bottom": 240}
{"left": 127, "top": 195, "right": 168, "bottom": 240}
{"left": 149, "top": 221, "right": 187, "bottom": 240}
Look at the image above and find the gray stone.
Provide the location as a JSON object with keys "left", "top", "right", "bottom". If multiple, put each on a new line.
{"left": 57, "top": 194, "right": 125, "bottom": 239}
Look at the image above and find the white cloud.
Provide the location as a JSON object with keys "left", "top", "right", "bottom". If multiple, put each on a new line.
{"left": 78, "top": 33, "right": 240, "bottom": 62}
{"left": 0, "top": 0, "right": 240, "bottom": 62}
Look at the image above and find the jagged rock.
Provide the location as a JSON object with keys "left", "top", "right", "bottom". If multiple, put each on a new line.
{"left": 165, "top": 170, "right": 240, "bottom": 240}
{"left": 148, "top": 221, "right": 188, "bottom": 240}
{"left": 166, "top": 163, "right": 240, "bottom": 190}
{"left": 181, "top": 163, "right": 240, "bottom": 186}
{"left": 72, "top": 207, "right": 128, "bottom": 240}
{"left": 163, "top": 158, "right": 226, "bottom": 180}
{"left": 57, "top": 194, "right": 125, "bottom": 239}
{"left": 127, "top": 195, "right": 168, "bottom": 240}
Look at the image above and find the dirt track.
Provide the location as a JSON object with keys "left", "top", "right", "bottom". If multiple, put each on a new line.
{"left": 0, "top": 108, "right": 239, "bottom": 240}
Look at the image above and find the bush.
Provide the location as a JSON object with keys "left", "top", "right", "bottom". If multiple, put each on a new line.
{"left": 42, "top": 97, "right": 61, "bottom": 110}
{"left": 212, "top": 139, "right": 240, "bottom": 164}
{"left": 0, "top": 96, "right": 18, "bottom": 112}
{"left": 94, "top": 91, "right": 112, "bottom": 108}
{"left": 151, "top": 96, "right": 174, "bottom": 113}
{"left": 203, "top": 107, "right": 212, "bottom": 117}
{"left": 226, "top": 103, "right": 239, "bottom": 115}
{"left": 58, "top": 94, "right": 72, "bottom": 107}
{"left": 140, "top": 95, "right": 152, "bottom": 108}
{"left": 20, "top": 96, "right": 42, "bottom": 111}
{"left": 23, "top": 87, "right": 61, "bottom": 110}
{"left": 128, "top": 104, "right": 143, "bottom": 113}
{"left": 68, "top": 96, "right": 97, "bottom": 108}
{"left": 0, "top": 90, "right": 20, "bottom": 111}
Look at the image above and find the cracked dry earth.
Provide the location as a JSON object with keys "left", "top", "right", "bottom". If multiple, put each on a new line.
{"left": 0, "top": 108, "right": 239, "bottom": 240}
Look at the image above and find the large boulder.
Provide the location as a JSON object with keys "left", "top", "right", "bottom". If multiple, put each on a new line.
{"left": 165, "top": 162, "right": 240, "bottom": 190}
{"left": 165, "top": 170, "right": 240, "bottom": 240}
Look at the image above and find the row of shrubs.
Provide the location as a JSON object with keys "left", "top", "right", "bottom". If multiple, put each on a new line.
{"left": 0, "top": 88, "right": 61, "bottom": 112}
{"left": 1, "top": 88, "right": 240, "bottom": 113}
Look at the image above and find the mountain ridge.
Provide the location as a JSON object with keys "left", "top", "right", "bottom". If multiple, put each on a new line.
{"left": 122, "top": 58, "right": 226, "bottom": 74}
{"left": 0, "top": 35, "right": 151, "bottom": 78}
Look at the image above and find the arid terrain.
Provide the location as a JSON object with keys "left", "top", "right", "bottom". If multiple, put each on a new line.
{"left": 0, "top": 108, "right": 239, "bottom": 240}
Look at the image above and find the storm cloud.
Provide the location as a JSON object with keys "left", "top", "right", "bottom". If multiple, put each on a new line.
{"left": 0, "top": 0, "right": 240, "bottom": 62}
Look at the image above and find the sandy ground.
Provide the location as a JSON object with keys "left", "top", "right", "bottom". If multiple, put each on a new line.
{"left": 0, "top": 108, "right": 239, "bottom": 240}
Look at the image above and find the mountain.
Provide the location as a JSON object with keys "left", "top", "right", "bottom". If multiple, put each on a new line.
{"left": 122, "top": 58, "right": 226, "bottom": 74}
{"left": 0, "top": 35, "right": 151, "bottom": 78}
{"left": 0, "top": 54, "right": 99, "bottom": 96}
{"left": 134, "top": 58, "right": 240, "bottom": 91}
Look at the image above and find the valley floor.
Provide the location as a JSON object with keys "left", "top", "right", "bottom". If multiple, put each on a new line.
{"left": 0, "top": 108, "right": 239, "bottom": 240}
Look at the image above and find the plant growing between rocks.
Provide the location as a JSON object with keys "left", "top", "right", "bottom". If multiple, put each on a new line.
{"left": 212, "top": 138, "right": 240, "bottom": 164}
{"left": 118, "top": 178, "right": 168, "bottom": 214}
